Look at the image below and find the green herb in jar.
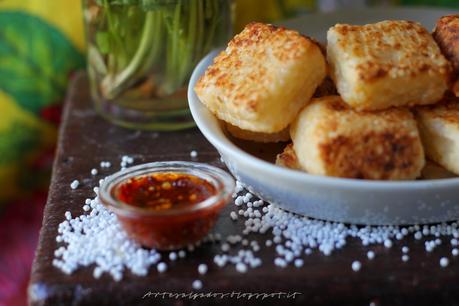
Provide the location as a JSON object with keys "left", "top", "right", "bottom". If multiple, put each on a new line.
{"left": 86, "top": 0, "right": 231, "bottom": 101}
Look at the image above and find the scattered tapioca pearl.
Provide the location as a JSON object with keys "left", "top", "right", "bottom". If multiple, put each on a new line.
{"left": 235, "top": 197, "right": 244, "bottom": 206}
{"left": 226, "top": 235, "right": 242, "bottom": 244}
{"left": 452, "top": 249, "right": 459, "bottom": 257}
{"left": 65, "top": 211, "right": 72, "bottom": 220}
{"left": 198, "top": 264, "right": 208, "bottom": 275}
{"left": 100, "top": 161, "right": 111, "bottom": 168}
{"left": 221, "top": 243, "right": 230, "bottom": 252}
{"left": 230, "top": 211, "right": 238, "bottom": 221}
{"left": 402, "top": 246, "right": 409, "bottom": 253}
{"left": 157, "top": 262, "right": 167, "bottom": 273}
{"left": 169, "top": 252, "right": 177, "bottom": 261}
{"left": 425, "top": 240, "right": 437, "bottom": 252}
{"left": 91, "top": 168, "right": 98, "bottom": 176}
{"left": 83, "top": 205, "right": 90, "bottom": 212}
{"left": 93, "top": 267, "right": 103, "bottom": 279}
{"left": 367, "top": 251, "right": 375, "bottom": 260}
{"left": 384, "top": 239, "right": 393, "bottom": 248}
{"left": 236, "top": 262, "right": 248, "bottom": 273}
{"left": 351, "top": 261, "right": 361, "bottom": 272}
{"left": 274, "top": 258, "right": 287, "bottom": 268}
{"left": 89, "top": 199, "right": 97, "bottom": 208}
{"left": 440, "top": 257, "right": 449, "bottom": 268}
{"left": 253, "top": 200, "right": 263, "bottom": 207}
{"left": 120, "top": 156, "right": 134, "bottom": 168}
{"left": 190, "top": 150, "right": 198, "bottom": 158}
{"left": 294, "top": 258, "right": 304, "bottom": 268}
{"left": 213, "top": 255, "right": 227, "bottom": 267}
{"left": 422, "top": 227, "right": 430, "bottom": 236}
{"left": 55, "top": 175, "right": 459, "bottom": 281}
{"left": 70, "top": 180, "right": 79, "bottom": 190}
{"left": 402, "top": 255, "right": 409, "bottom": 262}
{"left": 192, "top": 279, "right": 203, "bottom": 290}
{"left": 121, "top": 155, "right": 134, "bottom": 164}
{"left": 53, "top": 189, "right": 161, "bottom": 280}
{"left": 54, "top": 248, "right": 65, "bottom": 257}
{"left": 234, "top": 181, "right": 243, "bottom": 193}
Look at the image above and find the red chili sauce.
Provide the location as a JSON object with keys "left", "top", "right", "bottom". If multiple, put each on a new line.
{"left": 116, "top": 172, "right": 217, "bottom": 211}
{"left": 113, "top": 172, "right": 222, "bottom": 250}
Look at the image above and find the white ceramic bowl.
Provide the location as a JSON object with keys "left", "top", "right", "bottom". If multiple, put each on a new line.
{"left": 188, "top": 7, "right": 459, "bottom": 225}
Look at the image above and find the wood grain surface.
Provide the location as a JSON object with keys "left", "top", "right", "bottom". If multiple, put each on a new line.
{"left": 28, "top": 73, "right": 459, "bottom": 306}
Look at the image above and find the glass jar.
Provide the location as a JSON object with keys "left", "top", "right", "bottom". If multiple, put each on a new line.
{"left": 83, "top": 0, "right": 233, "bottom": 130}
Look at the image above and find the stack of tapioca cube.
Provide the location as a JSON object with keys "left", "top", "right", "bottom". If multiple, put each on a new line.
{"left": 195, "top": 17, "right": 459, "bottom": 180}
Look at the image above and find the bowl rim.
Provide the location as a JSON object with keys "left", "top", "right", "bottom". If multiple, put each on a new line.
{"left": 188, "top": 48, "right": 459, "bottom": 191}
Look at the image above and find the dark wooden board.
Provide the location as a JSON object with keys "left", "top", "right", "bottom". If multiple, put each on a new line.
{"left": 29, "top": 73, "right": 459, "bottom": 306}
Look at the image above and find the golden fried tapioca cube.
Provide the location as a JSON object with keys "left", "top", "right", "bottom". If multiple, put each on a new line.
{"left": 416, "top": 95, "right": 459, "bottom": 175}
{"left": 433, "top": 15, "right": 459, "bottom": 97}
{"left": 195, "top": 22, "right": 326, "bottom": 133}
{"left": 327, "top": 20, "right": 451, "bottom": 111}
{"left": 290, "top": 96, "right": 425, "bottom": 180}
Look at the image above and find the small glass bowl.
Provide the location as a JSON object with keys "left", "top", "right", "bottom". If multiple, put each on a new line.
{"left": 99, "top": 161, "right": 235, "bottom": 250}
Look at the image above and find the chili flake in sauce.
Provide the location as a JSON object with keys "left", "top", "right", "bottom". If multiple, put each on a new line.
{"left": 116, "top": 173, "right": 217, "bottom": 210}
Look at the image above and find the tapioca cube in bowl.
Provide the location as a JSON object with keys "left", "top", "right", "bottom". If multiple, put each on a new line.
{"left": 290, "top": 96, "right": 425, "bottom": 180}
{"left": 195, "top": 22, "right": 326, "bottom": 134}
{"left": 327, "top": 20, "right": 451, "bottom": 111}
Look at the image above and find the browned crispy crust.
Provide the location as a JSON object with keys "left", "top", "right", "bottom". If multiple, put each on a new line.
{"left": 290, "top": 96, "right": 425, "bottom": 180}
{"left": 327, "top": 20, "right": 450, "bottom": 111}
{"left": 195, "top": 22, "right": 326, "bottom": 133}
{"left": 275, "top": 143, "right": 301, "bottom": 170}
{"left": 319, "top": 99, "right": 422, "bottom": 179}
{"left": 434, "top": 15, "right": 459, "bottom": 72}
{"left": 199, "top": 22, "right": 320, "bottom": 109}
{"left": 319, "top": 131, "right": 421, "bottom": 180}
{"left": 334, "top": 21, "right": 448, "bottom": 81}
{"left": 434, "top": 15, "right": 459, "bottom": 96}
{"left": 415, "top": 93, "right": 459, "bottom": 126}
{"left": 332, "top": 21, "right": 450, "bottom": 82}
